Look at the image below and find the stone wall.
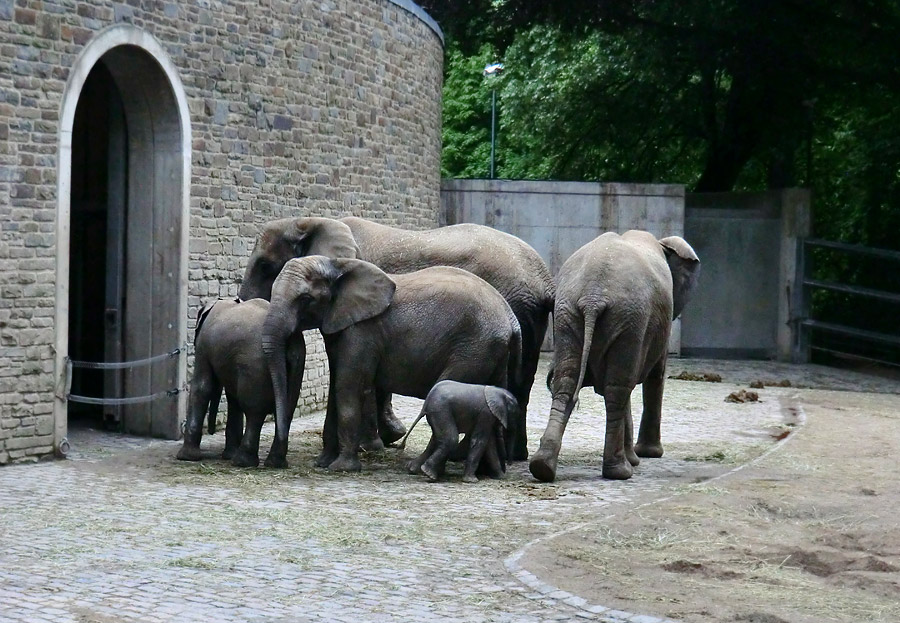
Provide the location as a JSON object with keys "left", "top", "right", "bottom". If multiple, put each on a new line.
{"left": 0, "top": 0, "right": 443, "bottom": 462}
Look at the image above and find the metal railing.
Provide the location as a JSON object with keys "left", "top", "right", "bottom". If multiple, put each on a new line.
{"left": 64, "top": 346, "right": 184, "bottom": 405}
{"left": 795, "top": 238, "right": 900, "bottom": 366}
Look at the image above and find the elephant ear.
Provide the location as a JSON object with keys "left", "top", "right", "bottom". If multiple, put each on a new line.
{"left": 484, "top": 387, "right": 513, "bottom": 429}
{"left": 284, "top": 218, "right": 360, "bottom": 259}
{"left": 320, "top": 258, "right": 396, "bottom": 334}
{"left": 660, "top": 236, "right": 701, "bottom": 320}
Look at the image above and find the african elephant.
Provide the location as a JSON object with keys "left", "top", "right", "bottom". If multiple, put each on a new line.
{"left": 401, "top": 380, "right": 517, "bottom": 483}
{"left": 261, "top": 256, "right": 522, "bottom": 472}
{"left": 238, "top": 216, "right": 554, "bottom": 460}
{"left": 529, "top": 230, "right": 700, "bottom": 482}
{"left": 176, "top": 298, "right": 305, "bottom": 468}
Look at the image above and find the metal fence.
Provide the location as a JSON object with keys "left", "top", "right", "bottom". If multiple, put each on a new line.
{"left": 795, "top": 238, "right": 900, "bottom": 366}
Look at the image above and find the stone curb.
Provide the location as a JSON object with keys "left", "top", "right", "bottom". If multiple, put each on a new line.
{"left": 503, "top": 398, "right": 809, "bottom": 623}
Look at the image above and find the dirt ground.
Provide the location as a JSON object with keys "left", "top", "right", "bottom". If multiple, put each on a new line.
{"left": 523, "top": 369, "right": 900, "bottom": 623}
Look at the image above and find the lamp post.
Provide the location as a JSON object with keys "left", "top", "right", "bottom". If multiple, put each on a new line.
{"left": 483, "top": 62, "right": 504, "bottom": 179}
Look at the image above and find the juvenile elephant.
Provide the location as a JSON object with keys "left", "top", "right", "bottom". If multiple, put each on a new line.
{"left": 176, "top": 298, "right": 305, "bottom": 467}
{"left": 529, "top": 230, "right": 700, "bottom": 482}
{"left": 239, "top": 216, "right": 554, "bottom": 460}
{"left": 261, "top": 256, "right": 522, "bottom": 471}
{"left": 400, "top": 380, "right": 518, "bottom": 483}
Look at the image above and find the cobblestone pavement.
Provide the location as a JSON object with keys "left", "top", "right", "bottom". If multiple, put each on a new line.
{"left": 3, "top": 357, "right": 897, "bottom": 623}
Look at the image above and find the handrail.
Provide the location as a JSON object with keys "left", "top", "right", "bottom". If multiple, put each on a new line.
{"left": 804, "top": 238, "right": 900, "bottom": 262}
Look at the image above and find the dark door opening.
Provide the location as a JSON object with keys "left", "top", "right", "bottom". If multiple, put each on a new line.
{"left": 68, "top": 61, "right": 127, "bottom": 430}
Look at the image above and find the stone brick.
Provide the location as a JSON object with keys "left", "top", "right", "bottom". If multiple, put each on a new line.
{"left": 0, "top": 0, "right": 444, "bottom": 463}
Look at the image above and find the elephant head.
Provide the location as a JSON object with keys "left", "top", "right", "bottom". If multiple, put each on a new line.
{"left": 260, "top": 256, "right": 396, "bottom": 466}
{"left": 484, "top": 386, "right": 517, "bottom": 474}
{"left": 239, "top": 217, "right": 360, "bottom": 301}
{"left": 659, "top": 236, "right": 701, "bottom": 319}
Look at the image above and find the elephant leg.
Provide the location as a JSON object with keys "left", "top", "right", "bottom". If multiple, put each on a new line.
{"left": 221, "top": 397, "right": 244, "bottom": 460}
{"left": 328, "top": 388, "right": 363, "bottom": 472}
{"left": 624, "top": 396, "right": 640, "bottom": 467}
{"left": 232, "top": 413, "right": 264, "bottom": 468}
{"left": 529, "top": 394, "right": 575, "bottom": 483}
{"left": 421, "top": 416, "right": 458, "bottom": 482}
{"left": 407, "top": 436, "right": 437, "bottom": 474}
{"left": 510, "top": 314, "right": 548, "bottom": 461}
{"left": 602, "top": 385, "right": 634, "bottom": 480}
{"left": 463, "top": 417, "right": 494, "bottom": 483}
{"left": 529, "top": 313, "right": 583, "bottom": 482}
{"left": 635, "top": 359, "right": 666, "bottom": 458}
{"left": 477, "top": 434, "right": 505, "bottom": 479}
{"left": 358, "top": 388, "right": 384, "bottom": 452}
{"left": 316, "top": 387, "right": 340, "bottom": 468}
{"left": 377, "top": 389, "right": 407, "bottom": 446}
{"left": 177, "top": 366, "right": 216, "bottom": 461}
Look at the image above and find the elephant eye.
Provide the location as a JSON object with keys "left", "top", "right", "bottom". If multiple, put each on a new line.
{"left": 259, "top": 260, "right": 278, "bottom": 277}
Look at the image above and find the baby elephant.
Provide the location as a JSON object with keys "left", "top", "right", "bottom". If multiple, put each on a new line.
{"left": 402, "top": 381, "right": 518, "bottom": 483}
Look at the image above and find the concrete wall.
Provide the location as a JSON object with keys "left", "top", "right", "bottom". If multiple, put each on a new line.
{"left": 441, "top": 180, "right": 685, "bottom": 351}
{"left": 0, "top": 0, "right": 444, "bottom": 463}
{"left": 680, "top": 189, "right": 811, "bottom": 360}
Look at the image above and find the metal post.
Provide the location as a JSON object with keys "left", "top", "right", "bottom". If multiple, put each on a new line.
{"left": 490, "top": 88, "right": 496, "bottom": 179}
{"left": 483, "top": 63, "right": 503, "bottom": 180}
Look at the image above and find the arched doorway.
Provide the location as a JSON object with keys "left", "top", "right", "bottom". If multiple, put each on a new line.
{"left": 54, "top": 26, "right": 191, "bottom": 449}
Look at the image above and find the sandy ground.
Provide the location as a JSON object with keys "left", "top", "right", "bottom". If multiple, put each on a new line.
{"left": 522, "top": 362, "right": 900, "bottom": 623}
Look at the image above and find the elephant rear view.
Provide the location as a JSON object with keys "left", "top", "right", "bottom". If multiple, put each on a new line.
{"left": 530, "top": 230, "right": 700, "bottom": 482}
{"left": 177, "top": 298, "right": 305, "bottom": 467}
{"left": 261, "top": 257, "right": 522, "bottom": 472}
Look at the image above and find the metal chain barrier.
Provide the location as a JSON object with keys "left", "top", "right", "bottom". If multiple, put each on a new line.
{"left": 65, "top": 345, "right": 185, "bottom": 406}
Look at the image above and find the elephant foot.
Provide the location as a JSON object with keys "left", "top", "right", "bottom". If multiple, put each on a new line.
{"left": 626, "top": 447, "right": 641, "bottom": 467}
{"left": 379, "top": 413, "right": 407, "bottom": 446}
{"left": 602, "top": 460, "right": 633, "bottom": 480}
{"left": 462, "top": 474, "right": 478, "bottom": 484}
{"left": 529, "top": 451, "right": 558, "bottom": 483}
{"left": 221, "top": 446, "right": 238, "bottom": 461}
{"left": 359, "top": 437, "right": 385, "bottom": 453}
{"left": 315, "top": 449, "right": 338, "bottom": 469}
{"left": 231, "top": 449, "right": 260, "bottom": 468}
{"left": 176, "top": 445, "right": 202, "bottom": 462}
{"left": 420, "top": 464, "right": 440, "bottom": 482}
{"left": 264, "top": 454, "right": 289, "bottom": 469}
{"left": 634, "top": 441, "right": 664, "bottom": 459}
{"left": 406, "top": 459, "right": 424, "bottom": 475}
{"left": 328, "top": 455, "right": 362, "bottom": 472}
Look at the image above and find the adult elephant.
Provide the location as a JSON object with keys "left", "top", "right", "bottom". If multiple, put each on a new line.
{"left": 529, "top": 231, "right": 700, "bottom": 482}
{"left": 261, "top": 256, "right": 522, "bottom": 471}
{"left": 238, "top": 216, "right": 555, "bottom": 460}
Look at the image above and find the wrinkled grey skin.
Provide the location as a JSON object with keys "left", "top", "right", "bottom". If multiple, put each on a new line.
{"left": 239, "top": 216, "right": 554, "bottom": 460}
{"left": 176, "top": 299, "right": 305, "bottom": 467}
{"left": 401, "top": 381, "right": 518, "bottom": 483}
{"left": 530, "top": 231, "right": 701, "bottom": 482}
{"left": 261, "top": 256, "right": 522, "bottom": 471}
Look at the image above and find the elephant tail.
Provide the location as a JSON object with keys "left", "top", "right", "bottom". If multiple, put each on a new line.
{"left": 572, "top": 305, "right": 601, "bottom": 410}
{"left": 397, "top": 406, "right": 428, "bottom": 451}
{"left": 507, "top": 312, "right": 523, "bottom": 392}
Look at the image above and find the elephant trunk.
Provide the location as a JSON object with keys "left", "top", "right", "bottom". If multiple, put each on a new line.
{"left": 262, "top": 307, "right": 294, "bottom": 463}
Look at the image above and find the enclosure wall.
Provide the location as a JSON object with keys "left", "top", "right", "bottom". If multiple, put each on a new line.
{"left": 441, "top": 179, "right": 685, "bottom": 352}
{"left": 0, "top": 0, "right": 444, "bottom": 463}
{"left": 680, "top": 189, "right": 811, "bottom": 360}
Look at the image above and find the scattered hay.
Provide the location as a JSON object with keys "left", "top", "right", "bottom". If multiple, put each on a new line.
{"left": 669, "top": 371, "right": 723, "bottom": 382}
{"left": 725, "top": 389, "right": 759, "bottom": 403}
